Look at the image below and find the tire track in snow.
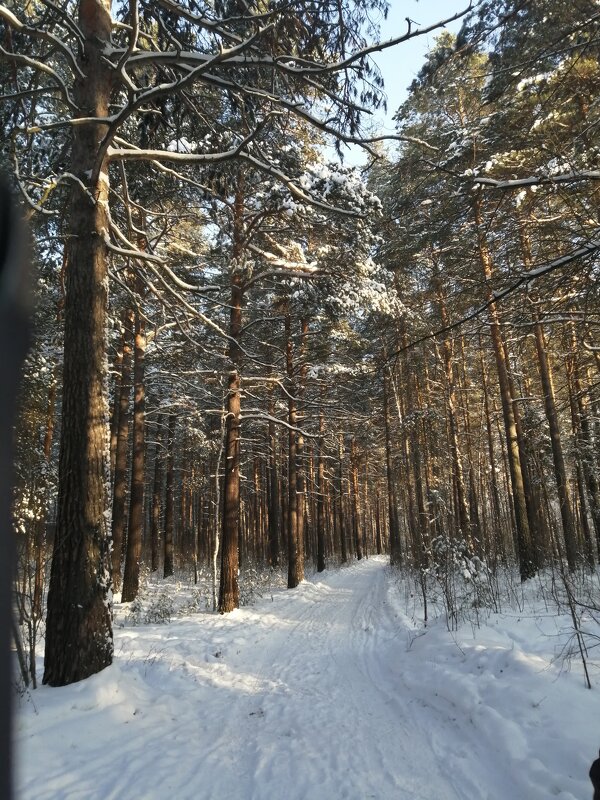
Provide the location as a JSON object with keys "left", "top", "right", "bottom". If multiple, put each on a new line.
{"left": 244, "top": 557, "right": 462, "bottom": 799}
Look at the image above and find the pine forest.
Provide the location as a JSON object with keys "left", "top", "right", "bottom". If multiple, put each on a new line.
{"left": 2, "top": 2, "right": 600, "bottom": 799}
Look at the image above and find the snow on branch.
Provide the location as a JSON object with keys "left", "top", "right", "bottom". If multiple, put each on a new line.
{"left": 0, "top": 45, "right": 76, "bottom": 108}
{"left": 0, "top": 5, "right": 83, "bottom": 78}
{"left": 385, "top": 235, "right": 600, "bottom": 362}
{"left": 473, "top": 171, "right": 600, "bottom": 189}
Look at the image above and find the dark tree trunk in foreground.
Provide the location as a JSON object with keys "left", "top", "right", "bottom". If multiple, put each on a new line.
{"left": 44, "top": 0, "right": 114, "bottom": 686}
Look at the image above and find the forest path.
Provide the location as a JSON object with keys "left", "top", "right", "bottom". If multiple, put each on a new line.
{"left": 16, "top": 556, "right": 590, "bottom": 800}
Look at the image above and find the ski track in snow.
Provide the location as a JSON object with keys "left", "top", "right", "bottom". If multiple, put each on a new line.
{"left": 15, "top": 556, "right": 599, "bottom": 800}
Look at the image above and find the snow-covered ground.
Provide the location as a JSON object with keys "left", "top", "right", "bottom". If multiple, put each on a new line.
{"left": 15, "top": 557, "right": 600, "bottom": 799}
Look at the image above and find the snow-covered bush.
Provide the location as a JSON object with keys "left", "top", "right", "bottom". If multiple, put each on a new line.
{"left": 126, "top": 591, "right": 175, "bottom": 625}
{"left": 239, "top": 562, "right": 287, "bottom": 606}
{"left": 428, "top": 535, "right": 494, "bottom": 629}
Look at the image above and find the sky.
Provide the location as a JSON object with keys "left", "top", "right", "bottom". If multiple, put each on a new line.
{"left": 369, "top": 0, "right": 469, "bottom": 130}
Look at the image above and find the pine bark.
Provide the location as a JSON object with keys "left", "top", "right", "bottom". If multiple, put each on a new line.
{"left": 532, "top": 315, "right": 578, "bottom": 568}
{"left": 567, "top": 330, "right": 600, "bottom": 555}
{"left": 267, "top": 381, "right": 280, "bottom": 567}
{"left": 351, "top": 437, "right": 363, "bottom": 560}
{"left": 316, "top": 411, "right": 326, "bottom": 572}
{"left": 474, "top": 194, "right": 535, "bottom": 580}
{"left": 121, "top": 305, "right": 146, "bottom": 601}
{"left": 218, "top": 183, "right": 244, "bottom": 612}
{"left": 383, "top": 368, "right": 401, "bottom": 565}
{"left": 150, "top": 423, "right": 163, "bottom": 573}
{"left": 44, "top": 0, "right": 114, "bottom": 686}
{"left": 286, "top": 311, "right": 303, "bottom": 588}
{"left": 110, "top": 307, "right": 134, "bottom": 592}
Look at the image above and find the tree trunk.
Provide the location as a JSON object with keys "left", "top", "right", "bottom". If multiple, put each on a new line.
{"left": 316, "top": 411, "right": 326, "bottom": 572}
{"left": 436, "top": 284, "right": 470, "bottom": 540}
{"left": 122, "top": 304, "right": 146, "bottom": 601}
{"left": 44, "top": 0, "right": 114, "bottom": 686}
{"left": 163, "top": 414, "right": 176, "bottom": 578}
{"left": 267, "top": 380, "right": 279, "bottom": 567}
{"left": 109, "top": 321, "right": 126, "bottom": 480}
{"left": 295, "top": 318, "right": 308, "bottom": 579}
{"left": 218, "top": 181, "right": 245, "bottom": 612}
{"left": 474, "top": 194, "right": 535, "bottom": 580}
{"left": 375, "top": 489, "right": 383, "bottom": 555}
{"left": 286, "top": 310, "right": 303, "bottom": 588}
{"left": 567, "top": 327, "right": 600, "bottom": 556}
{"left": 351, "top": 437, "right": 363, "bottom": 560}
{"left": 110, "top": 307, "right": 134, "bottom": 593}
{"left": 479, "top": 346, "right": 504, "bottom": 563}
{"left": 532, "top": 313, "right": 578, "bottom": 568}
{"left": 150, "top": 423, "right": 163, "bottom": 573}
{"left": 383, "top": 368, "right": 401, "bottom": 565}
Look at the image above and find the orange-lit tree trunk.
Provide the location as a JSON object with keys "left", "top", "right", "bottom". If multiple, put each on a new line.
{"left": 316, "top": 411, "right": 326, "bottom": 572}
{"left": 122, "top": 300, "right": 146, "bottom": 602}
{"left": 474, "top": 193, "right": 535, "bottom": 580}
{"left": 286, "top": 309, "right": 304, "bottom": 588}
{"left": 163, "top": 413, "right": 176, "bottom": 578}
{"left": 382, "top": 367, "right": 401, "bottom": 564}
{"left": 110, "top": 307, "right": 134, "bottom": 592}
{"left": 44, "top": 0, "right": 114, "bottom": 686}
{"left": 219, "top": 182, "right": 244, "bottom": 612}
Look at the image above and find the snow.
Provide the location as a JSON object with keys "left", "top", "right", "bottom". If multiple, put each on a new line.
{"left": 16, "top": 557, "right": 600, "bottom": 800}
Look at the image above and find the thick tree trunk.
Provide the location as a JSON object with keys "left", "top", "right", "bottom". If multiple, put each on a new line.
{"left": 44, "top": 0, "right": 114, "bottom": 686}
{"left": 122, "top": 306, "right": 146, "bottom": 601}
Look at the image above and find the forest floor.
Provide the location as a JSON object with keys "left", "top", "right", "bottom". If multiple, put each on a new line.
{"left": 15, "top": 556, "right": 600, "bottom": 799}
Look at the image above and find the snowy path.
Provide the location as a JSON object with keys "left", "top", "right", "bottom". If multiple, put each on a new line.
{"left": 16, "top": 557, "right": 598, "bottom": 799}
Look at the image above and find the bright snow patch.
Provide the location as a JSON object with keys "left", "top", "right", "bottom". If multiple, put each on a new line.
{"left": 16, "top": 558, "right": 600, "bottom": 799}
